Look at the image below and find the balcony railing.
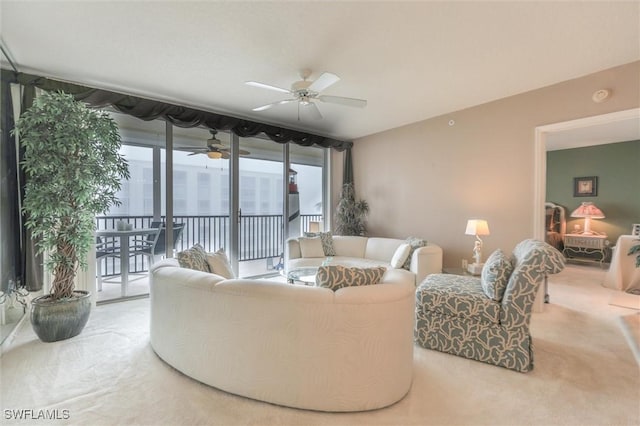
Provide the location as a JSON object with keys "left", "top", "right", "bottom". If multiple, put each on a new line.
{"left": 96, "top": 214, "right": 323, "bottom": 276}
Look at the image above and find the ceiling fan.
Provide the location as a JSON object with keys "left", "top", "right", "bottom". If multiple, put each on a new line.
{"left": 245, "top": 69, "right": 367, "bottom": 120}
{"left": 183, "top": 130, "right": 250, "bottom": 159}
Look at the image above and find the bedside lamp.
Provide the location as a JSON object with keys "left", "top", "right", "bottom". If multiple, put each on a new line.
{"left": 570, "top": 202, "right": 605, "bottom": 235}
{"left": 465, "top": 219, "right": 490, "bottom": 275}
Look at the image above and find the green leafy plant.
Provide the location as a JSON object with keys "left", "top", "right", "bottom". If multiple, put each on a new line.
{"left": 335, "top": 183, "right": 369, "bottom": 236}
{"left": 629, "top": 240, "right": 640, "bottom": 268}
{"left": 14, "top": 91, "right": 129, "bottom": 300}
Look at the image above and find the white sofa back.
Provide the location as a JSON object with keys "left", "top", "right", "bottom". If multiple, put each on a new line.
{"left": 332, "top": 235, "right": 368, "bottom": 257}
{"left": 149, "top": 258, "right": 415, "bottom": 412}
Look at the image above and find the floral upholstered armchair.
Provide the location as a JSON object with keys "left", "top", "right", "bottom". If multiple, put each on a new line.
{"left": 414, "top": 239, "right": 565, "bottom": 372}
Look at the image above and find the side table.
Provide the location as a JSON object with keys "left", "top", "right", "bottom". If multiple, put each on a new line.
{"left": 563, "top": 233, "right": 610, "bottom": 267}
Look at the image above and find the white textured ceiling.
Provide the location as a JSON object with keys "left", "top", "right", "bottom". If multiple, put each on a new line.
{"left": 1, "top": 1, "right": 639, "bottom": 141}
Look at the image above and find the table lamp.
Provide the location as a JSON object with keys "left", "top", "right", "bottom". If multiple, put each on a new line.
{"left": 465, "top": 219, "right": 490, "bottom": 275}
{"left": 570, "top": 202, "right": 605, "bottom": 235}
{"left": 308, "top": 221, "right": 321, "bottom": 233}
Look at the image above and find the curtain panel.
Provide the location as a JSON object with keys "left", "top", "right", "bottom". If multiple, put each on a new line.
{"left": 1, "top": 70, "right": 353, "bottom": 151}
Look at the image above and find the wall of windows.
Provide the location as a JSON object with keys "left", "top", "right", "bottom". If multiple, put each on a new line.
{"left": 96, "top": 110, "right": 328, "bottom": 300}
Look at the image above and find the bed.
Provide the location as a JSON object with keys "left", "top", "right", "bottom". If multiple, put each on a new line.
{"left": 545, "top": 202, "right": 566, "bottom": 251}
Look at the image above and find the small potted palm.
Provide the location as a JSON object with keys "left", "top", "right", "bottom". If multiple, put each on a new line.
{"left": 14, "top": 91, "right": 129, "bottom": 342}
{"left": 335, "top": 182, "right": 369, "bottom": 236}
{"left": 629, "top": 241, "right": 640, "bottom": 268}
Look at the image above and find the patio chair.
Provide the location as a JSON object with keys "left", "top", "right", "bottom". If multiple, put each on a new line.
{"left": 133, "top": 223, "right": 185, "bottom": 266}
{"left": 96, "top": 236, "right": 120, "bottom": 291}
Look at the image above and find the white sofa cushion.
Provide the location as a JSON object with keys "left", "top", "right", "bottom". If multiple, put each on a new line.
{"left": 365, "top": 237, "right": 405, "bottom": 262}
{"left": 299, "top": 237, "right": 325, "bottom": 258}
{"left": 206, "top": 248, "right": 235, "bottom": 279}
{"left": 332, "top": 236, "right": 368, "bottom": 258}
{"left": 390, "top": 243, "right": 411, "bottom": 268}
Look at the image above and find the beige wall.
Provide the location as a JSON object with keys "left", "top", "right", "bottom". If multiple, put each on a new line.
{"left": 336, "top": 61, "right": 639, "bottom": 268}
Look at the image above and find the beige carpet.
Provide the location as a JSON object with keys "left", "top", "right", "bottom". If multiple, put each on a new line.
{"left": 619, "top": 313, "right": 640, "bottom": 364}
{"left": 1, "top": 264, "right": 639, "bottom": 426}
{"left": 609, "top": 291, "right": 640, "bottom": 310}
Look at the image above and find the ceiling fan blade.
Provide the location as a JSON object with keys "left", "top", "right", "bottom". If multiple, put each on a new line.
{"left": 216, "top": 146, "right": 250, "bottom": 156}
{"left": 221, "top": 151, "right": 230, "bottom": 160}
{"left": 245, "top": 81, "right": 291, "bottom": 94}
{"left": 318, "top": 95, "right": 367, "bottom": 108}
{"left": 252, "top": 98, "right": 297, "bottom": 112}
{"left": 187, "top": 151, "right": 203, "bottom": 156}
{"left": 308, "top": 72, "right": 340, "bottom": 93}
{"left": 302, "top": 102, "right": 323, "bottom": 120}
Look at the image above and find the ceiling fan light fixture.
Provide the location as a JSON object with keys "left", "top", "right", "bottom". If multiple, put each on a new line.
{"left": 207, "top": 151, "right": 223, "bottom": 159}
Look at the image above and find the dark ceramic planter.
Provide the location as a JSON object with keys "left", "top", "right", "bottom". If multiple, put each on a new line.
{"left": 31, "top": 290, "right": 91, "bottom": 342}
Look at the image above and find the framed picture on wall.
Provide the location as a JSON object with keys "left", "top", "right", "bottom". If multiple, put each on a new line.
{"left": 574, "top": 176, "right": 598, "bottom": 197}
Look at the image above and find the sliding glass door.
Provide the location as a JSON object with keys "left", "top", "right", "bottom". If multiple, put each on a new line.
{"left": 237, "top": 136, "right": 284, "bottom": 277}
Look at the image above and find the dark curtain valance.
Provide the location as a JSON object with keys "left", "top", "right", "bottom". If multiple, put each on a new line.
{"left": 2, "top": 69, "right": 352, "bottom": 151}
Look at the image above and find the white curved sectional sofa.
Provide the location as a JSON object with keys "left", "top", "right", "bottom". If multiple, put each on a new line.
{"left": 286, "top": 236, "right": 443, "bottom": 285}
{"left": 149, "top": 258, "right": 415, "bottom": 412}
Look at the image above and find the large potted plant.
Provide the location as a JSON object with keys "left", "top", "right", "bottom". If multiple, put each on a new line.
{"left": 335, "top": 182, "right": 369, "bottom": 236}
{"left": 15, "top": 91, "right": 129, "bottom": 342}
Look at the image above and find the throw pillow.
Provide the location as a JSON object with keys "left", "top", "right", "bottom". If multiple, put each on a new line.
{"left": 206, "top": 248, "right": 235, "bottom": 279}
{"left": 303, "top": 231, "right": 336, "bottom": 256}
{"left": 481, "top": 249, "right": 514, "bottom": 302}
{"left": 402, "top": 237, "right": 426, "bottom": 270}
{"left": 299, "top": 237, "right": 325, "bottom": 258}
{"left": 315, "top": 265, "right": 386, "bottom": 291}
{"left": 390, "top": 243, "right": 411, "bottom": 269}
{"left": 177, "top": 244, "right": 211, "bottom": 273}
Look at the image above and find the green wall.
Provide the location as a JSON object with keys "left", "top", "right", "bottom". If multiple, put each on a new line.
{"left": 546, "top": 140, "right": 640, "bottom": 245}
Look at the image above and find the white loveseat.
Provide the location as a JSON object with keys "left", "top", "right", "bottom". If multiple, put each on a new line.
{"left": 286, "top": 236, "right": 443, "bottom": 285}
{"left": 149, "top": 258, "right": 415, "bottom": 412}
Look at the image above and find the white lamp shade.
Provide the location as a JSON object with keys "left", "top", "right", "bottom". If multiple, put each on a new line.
{"left": 465, "top": 219, "right": 490, "bottom": 236}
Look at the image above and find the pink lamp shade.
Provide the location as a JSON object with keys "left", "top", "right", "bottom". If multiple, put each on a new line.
{"left": 570, "top": 202, "right": 605, "bottom": 235}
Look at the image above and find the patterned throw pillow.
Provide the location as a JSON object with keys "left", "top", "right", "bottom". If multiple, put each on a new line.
{"left": 299, "top": 237, "right": 325, "bottom": 258}
{"left": 206, "top": 248, "right": 235, "bottom": 279}
{"left": 315, "top": 265, "right": 386, "bottom": 291}
{"left": 481, "top": 249, "right": 514, "bottom": 302}
{"left": 177, "top": 244, "right": 211, "bottom": 273}
{"left": 390, "top": 243, "right": 411, "bottom": 269}
{"left": 303, "top": 231, "right": 336, "bottom": 256}
{"left": 402, "top": 237, "right": 426, "bottom": 270}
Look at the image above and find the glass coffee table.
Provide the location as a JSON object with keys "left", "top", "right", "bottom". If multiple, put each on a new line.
{"left": 282, "top": 267, "right": 319, "bottom": 285}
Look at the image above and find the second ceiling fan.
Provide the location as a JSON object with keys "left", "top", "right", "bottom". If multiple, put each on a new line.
{"left": 246, "top": 69, "right": 367, "bottom": 120}
{"left": 184, "top": 130, "right": 250, "bottom": 159}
